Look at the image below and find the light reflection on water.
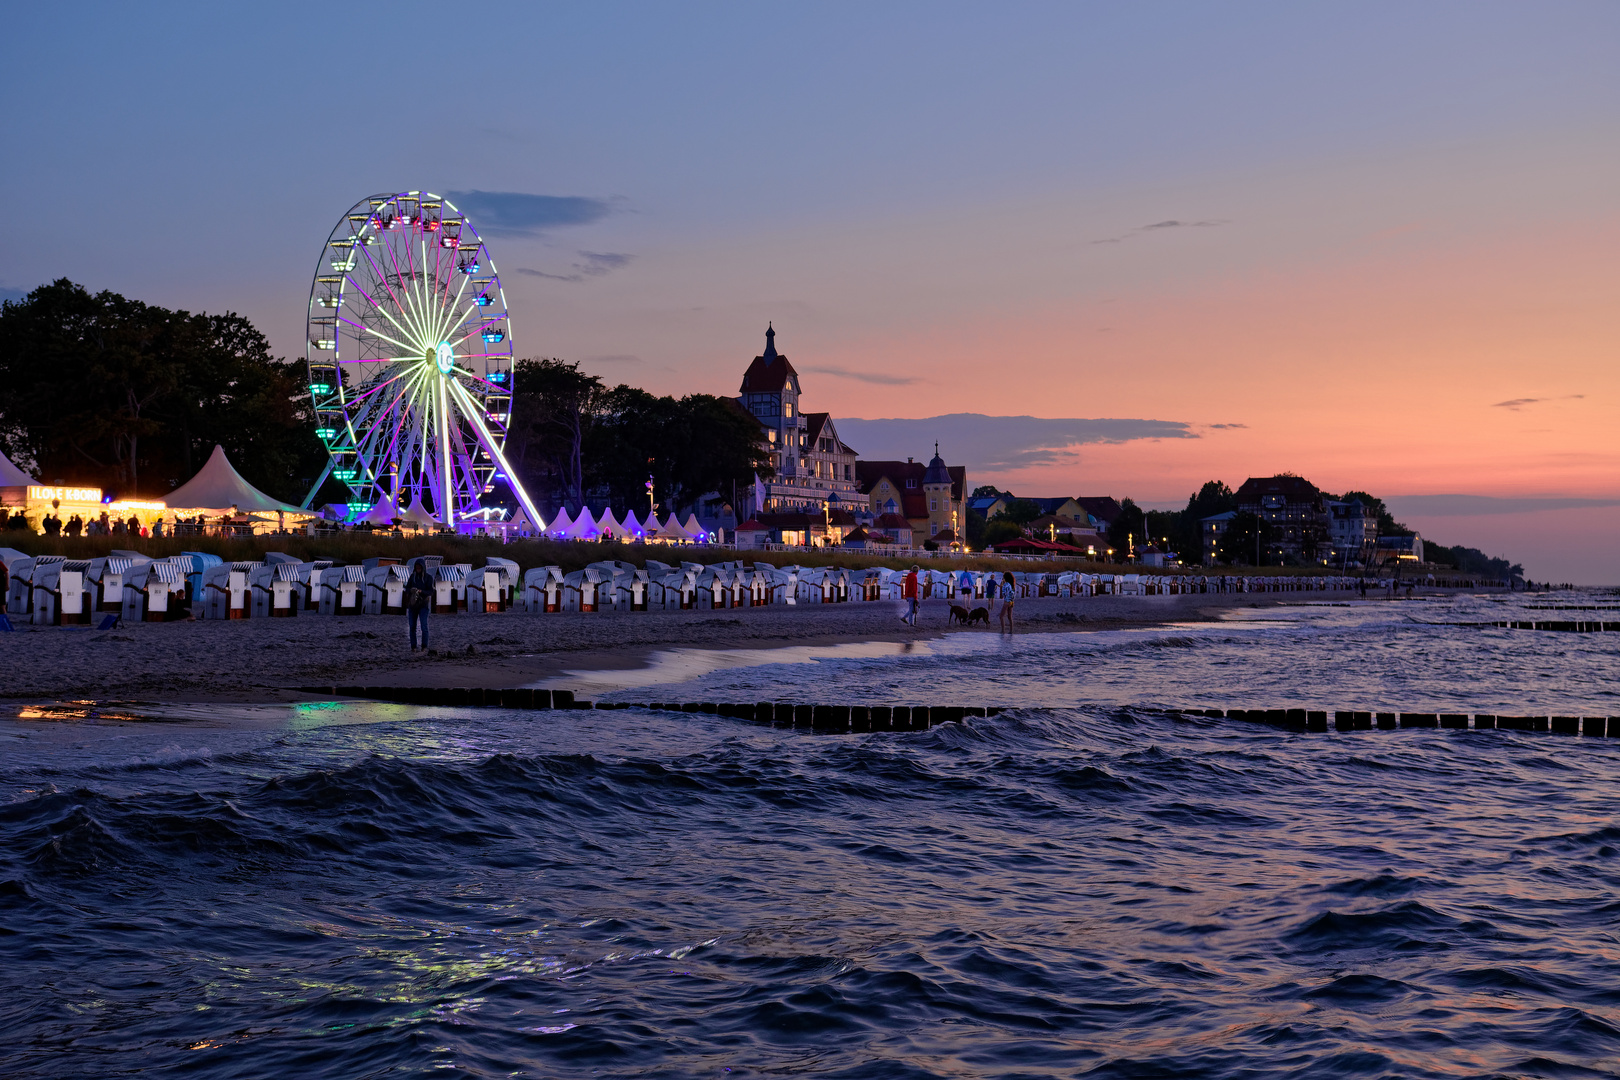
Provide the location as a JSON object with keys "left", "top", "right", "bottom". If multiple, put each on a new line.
{"left": 0, "top": 590, "right": 1616, "bottom": 1078}
{"left": 581, "top": 593, "right": 1619, "bottom": 715}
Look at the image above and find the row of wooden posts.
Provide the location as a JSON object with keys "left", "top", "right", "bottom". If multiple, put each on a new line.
{"left": 312, "top": 688, "right": 1610, "bottom": 737}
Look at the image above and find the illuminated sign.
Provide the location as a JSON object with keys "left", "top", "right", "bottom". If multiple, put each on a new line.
{"left": 27, "top": 485, "right": 103, "bottom": 503}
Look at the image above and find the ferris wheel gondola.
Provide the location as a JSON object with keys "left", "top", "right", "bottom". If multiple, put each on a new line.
{"left": 302, "top": 190, "right": 543, "bottom": 531}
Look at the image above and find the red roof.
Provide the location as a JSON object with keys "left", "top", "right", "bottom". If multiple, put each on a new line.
{"left": 735, "top": 519, "right": 769, "bottom": 532}
{"left": 873, "top": 513, "right": 913, "bottom": 530}
{"left": 856, "top": 460, "right": 966, "bottom": 502}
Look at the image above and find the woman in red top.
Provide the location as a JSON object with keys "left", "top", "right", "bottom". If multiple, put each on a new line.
{"left": 901, "top": 565, "right": 920, "bottom": 626}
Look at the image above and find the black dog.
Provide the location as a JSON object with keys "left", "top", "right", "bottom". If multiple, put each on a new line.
{"left": 949, "top": 604, "right": 970, "bottom": 625}
{"left": 968, "top": 606, "right": 990, "bottom": 625}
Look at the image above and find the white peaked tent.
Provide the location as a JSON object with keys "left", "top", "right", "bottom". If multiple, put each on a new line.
{"left": 164, "top": 444, "right": 308, "bottom": 515}
{"left": 507, "top": 505, "right": 542, "bottom": 536}
{"left": 357, "top": 495, "right": 399, "bottom": 526}
{"left": 400, "top": 493, "right": 438, "bottom": 528}
{"left": 0, "top": 447, "right": 36, "bottom": 487}
{"left": 683, "top": 513, "right": 707, "bottom": 541}
{"left": 596, "top": 507, "right": 623, "bottom": 539}
{"left": 658, "top": 513, "right": 693, "bottom": 542}
{"left": 621, "top": 509, "right": 644, "bottom": 538}
{"left": 564, "top": 506, "right": 598, "bottom": 540}
{"left": 548, "top": 507, "right": 574, "bottom": 537}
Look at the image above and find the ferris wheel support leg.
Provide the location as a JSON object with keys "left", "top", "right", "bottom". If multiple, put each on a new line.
{"left": 300, "top": 458, "right": 335, "bottom": 510}
{"left": 448, "top": 380, "right": 547, "bottom": 533}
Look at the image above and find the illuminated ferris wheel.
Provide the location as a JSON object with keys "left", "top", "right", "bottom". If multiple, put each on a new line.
{"left": 303, "top": 190, "right": 543, "bottom": 528}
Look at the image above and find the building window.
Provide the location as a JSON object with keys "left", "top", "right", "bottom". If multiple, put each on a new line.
{"left": 784, "top": 403, "right": 794, "bottom": 418}
{"left": 930, "top": 498, "right": 937, "bottom": 511}
{"left": 930, "top": 522, "right": 938, "bottom": 535}
{"left": 906, "top": 479, "right": 916, "bottom": 489}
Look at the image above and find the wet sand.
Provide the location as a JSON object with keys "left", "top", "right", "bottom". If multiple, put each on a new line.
{"left": 1, "top": 591, "right": 1420, "bottom": 703}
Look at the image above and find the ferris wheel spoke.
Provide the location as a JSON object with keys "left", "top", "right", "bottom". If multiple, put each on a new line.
{"left": 450, "top": 311, "right": 506, "bottom": 349}
{"left": 343, "top": 366, "right": 418, "bottom": 409}
{"left": 383, "top": 235, "right": 429, "bottom": 345}
{"left": 357, "top": 239, "right": 421, "bottom": 344}
{"left": 433, "top": 273, "right": 474, "bottom": 344}
{"left": 446, "top": 379, "right": 545, "bottom": 528}
{"left": 344, "top": 272, "right": 419, "bottom": 349}
{"left": 337, "top": 317, "right": 416, "bottom": 357}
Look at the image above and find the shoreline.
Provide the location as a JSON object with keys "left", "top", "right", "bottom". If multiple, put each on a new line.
{"left": 0, "top": 589, "right": 1486, "bottom": 706}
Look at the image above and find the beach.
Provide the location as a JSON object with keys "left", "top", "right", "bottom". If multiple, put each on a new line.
{"left": 0, "top": 590, "right": 1385, "bottom": 703}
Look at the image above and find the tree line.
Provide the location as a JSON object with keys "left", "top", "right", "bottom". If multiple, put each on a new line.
{"left": 972, "top": 478, "right": 1521, "bottom": 578}
{"left": 0, "top": 283, "right": 772, "bottom": 522}
{"left": 503, "top": 358, "right": 772, "bottom": 519}
{"left": 0, "top": 279, "right": 324, "bottom": 502}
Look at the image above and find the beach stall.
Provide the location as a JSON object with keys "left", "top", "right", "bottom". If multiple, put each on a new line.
{"left": 468, "top": 557, "right": 518, "bottom": 612}
{"left": 620, "top": 509, "right": 648, "bottom": 542}
{"left": 248, "top": 560, "right": 303, "bottom": 618}
{"left": 682, "top": 514, "right": 708, "bottom": 543}
{"left": 432, "top": 563, "right": 468, "bottom": 612}
{"left": 648, "top": 565, "right": 695, "bottom": 610}
{"left": 30, "top": 558, "right": 91, "bottom": 625}
{"left": 766, "top": 565, "right": 799, "bottom": 605}
{"left": 201, "top": 561, "right": 258, "bottom": 619}
{"left": 363, "top": 563, "right": 408, "bottom": 614}
{"left": 163, "top": 445, "right": 313, "bottom": 534}
{"left": 522, "top": 566, "right": 564, "bottom": 612}
{"left": 546, "top": 507, "right": 574, "bottom": 539}
{"left": 123, "top": 559, "right": 190, "bottom": 622}
{"left": 315, "top": 565, "right": 366, "bottom": 615}
{"left": 2, "top": 549, "right": 38, "bottom": 614}
{"left": 561, "top": 567, "right": 605, "bottom": 612}
{"left": 88, "top": 552, "right": 153, "bottom": 613}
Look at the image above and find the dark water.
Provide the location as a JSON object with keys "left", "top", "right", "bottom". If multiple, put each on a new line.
{"left": 4, "top": 593, "right": 1619, "bottom": 1078}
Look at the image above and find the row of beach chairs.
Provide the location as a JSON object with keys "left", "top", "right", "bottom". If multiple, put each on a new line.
{"left": 0, "top": 547, "right": 1361, "bottom": 625}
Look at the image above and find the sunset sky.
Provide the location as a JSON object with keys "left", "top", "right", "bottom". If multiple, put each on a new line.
{"left": 2, "top": 3, "right": 1615, "bottom": 580}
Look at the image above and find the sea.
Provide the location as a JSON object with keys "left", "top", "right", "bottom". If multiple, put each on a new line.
{"left": 3, "top": 590, "right": 1619, "bottom": 1078}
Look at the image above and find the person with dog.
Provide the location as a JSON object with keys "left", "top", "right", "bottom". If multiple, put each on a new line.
{"left": 900, "top": 565, "right": 920, "bottom": 626}
{"left": 998, "top": 571, "right": 1016, "bottom": 632}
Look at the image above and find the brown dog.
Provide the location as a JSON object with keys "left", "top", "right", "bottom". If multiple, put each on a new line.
{"left": 949, "top": 604, "right": 971, "bottom": 625}
{"left": 968, "top": 606, "right": 990, "bottom": 625}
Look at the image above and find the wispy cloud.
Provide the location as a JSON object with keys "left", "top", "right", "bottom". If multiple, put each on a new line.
{"left": 1492, "top": 394, "right": 1585, "bottom": 410}
{"left": 445, "top": 190, "right": 619, "bottom": 237}
{"left": 1209, "top": 422, "right": 1248, "bottom": 430}
{"left": 802, "top": 365, "right": 919, "bottom": 386}
{"left": 836, "top": 413, "right": 1196, "bottom": 471}
{"left": 516, "top": 251, "right": 635, "bottom": 283}
{"left": 1092, "top": 219, "right": 1227, "bottom": 245}
{"left": 1385, "top": 493, "right": 1620, "bottom": 516}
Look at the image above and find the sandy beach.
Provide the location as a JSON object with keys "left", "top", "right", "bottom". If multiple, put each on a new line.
{"left": 0, "top": 590, "right": 1441, "bottom": 703}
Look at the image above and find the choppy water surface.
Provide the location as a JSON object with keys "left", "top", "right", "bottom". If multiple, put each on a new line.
{"left": 4, "top": 591, "right": 1619, "bottom": 1078}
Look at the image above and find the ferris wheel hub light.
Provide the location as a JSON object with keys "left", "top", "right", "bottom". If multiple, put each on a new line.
{"left": 435, "top": 341, "right": 454, "bottom": 374}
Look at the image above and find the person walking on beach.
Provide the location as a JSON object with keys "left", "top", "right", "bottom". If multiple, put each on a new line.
{"left": 900, "top": 564, "right": 920, "bottom": 626}
{"left": 998, "top": 571, "right": 1016, "bottom": 632}
{"left": 405, "top": 558, "right": 433, "bottom": 651}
